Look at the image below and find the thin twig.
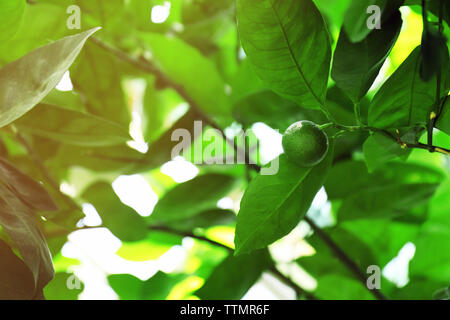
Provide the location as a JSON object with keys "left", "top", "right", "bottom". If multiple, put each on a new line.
{"left": 304, "top": 216, "right": 387, "bottom": 300}
{"left": 150, "top": 225, "right": 233, "bottom": 252}
{"left": 148, "top": 225, "right": 316, "bottom": 299}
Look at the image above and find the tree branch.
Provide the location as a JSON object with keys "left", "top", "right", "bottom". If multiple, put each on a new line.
{"left": 304, "top": 216, "right": 387, "bottom": 300}
{"left": 148, "top": 225, "right": 316, "bottom": 300}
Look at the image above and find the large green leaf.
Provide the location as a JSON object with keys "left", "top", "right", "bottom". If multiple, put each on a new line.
{"left": 0, "top": 28, "right": 100, "bottom": 128}
{"left": 436, "top": 97, "right": 450, "bottom": 136}
{"left": 362, "top": 133, "right": 411, "bottom": 172}
{"left": 0, "top": 159, "right": 57, "bottom": 293}
{"left": 0, "top": 0, "right": 25, "bottom": 42}
{"left": 338, "top": 183, "right": 439, "bottom": 221}
{"left": 108, "top": 272, "right": 185, "bottom": 300}
{"left": 149, "top": 174, "right": 236, "bottom": 224}
{"left": 195, "top": 249, "right": 271, "bottom": 300}
{"left": 235, "top": 143, "right": 334, "bottom": 255}
{"left": 368, "top": 46, "right": 449, "bottom": 129}
{"left": 82, "top": 182, "right": 148, "bottom": 242}
{"left": 343, "top": 0, "right": 387, "bottom": 43}
{"left": 332, "top": 10, "right": 402, "bottom": 102}
{"left": 325, "top": 85, "right": 370, "bottom": 126}
{"left": 0, "top": 239, "right": 35, "bottom": 300}
{"left": 237, "top": 0, "right": 331, "bottom": 110}
{"left": 43, "top": 272, "right": 84, "bottom": 300}
{"left": 325, "top": 159, "right": 445, "bottom": 200}
{"left": 410, "top": 180, "right": 450, "bottom": 284}
{"left": 14, "top": 104, "right": 131, "bottom": 146}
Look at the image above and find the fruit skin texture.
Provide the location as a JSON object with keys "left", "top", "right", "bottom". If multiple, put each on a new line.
{"left": 282, "top": 120, "right": 329, "bottom": 167}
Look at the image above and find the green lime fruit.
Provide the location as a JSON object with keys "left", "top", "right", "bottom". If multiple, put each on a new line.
{"left": 282, "top": 120, "right": 329, "bottom": 167}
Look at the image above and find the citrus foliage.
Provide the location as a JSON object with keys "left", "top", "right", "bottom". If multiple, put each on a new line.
{"left": 0, "top": 0, "right": 449, "bottom": 300}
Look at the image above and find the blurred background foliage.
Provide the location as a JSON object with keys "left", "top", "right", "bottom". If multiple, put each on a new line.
{"left": 0, "top": 0, "right": 449, "bottom": 300}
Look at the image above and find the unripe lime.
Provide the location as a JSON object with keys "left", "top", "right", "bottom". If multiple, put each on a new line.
{"left": 282, "top": 120, "right": 329, "bottom": 167}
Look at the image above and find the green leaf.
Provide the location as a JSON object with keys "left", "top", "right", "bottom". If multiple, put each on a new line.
{"left": 52, "top": 109, "right": 199, "bottom": 174}
{"left": 108, "top": 272, "right": 185, "bottom": 300}
{"left": 298, "top": 219, "right": 419, "bottom": 299}
{"left": 419, "top": 27, "right": 448, "bottom": 82}
{"left": 0, "top": 27, "right": 100, "bottom": 128}
{"left": 338, "top": 183, "right": 439, "bottom": 221}
{"left": 436, "top": 97, "right": 450, "bottom": 136}
{"left": 14, "top": 103, "right": 131, "bottom": 146}
{"left": 230, "top": 60, "right": 267, "bottom": 104}
{"left": 392, "top": 278, "right": 450, "bottom": 300}
{"left": 0, "top": 3, "right": 69, "bottom": 64}
{"left": 299, "top": 227, "right": 375, "bottom": 277}
{"left": 314, "top": 275, "right": 376, "bottom": 300}
{"left": 0, "top": 239, "right": 35, "bottom": 300}
{"left": 149, "top": 174, "right": 236, "bottom": 224}
{"left": 139, "top": 33, "right": 232, "bottom": 127}
{"left": 237, "top": 0, "right": 331, "bottom": 110}
{"left": 368, "top": 46, "right": 449, "bottom": 129}
{"left": 297, "top": 226, "right": 377, "bottom": 299}
{"left": 141, "top": 76, "right": 186, "bottom": 144}
{"left": 343, "top": 0, "right": 387, "bottom": 43}
{"left": 116, "top": 231, "right": 182, "bottom": 262}
{"left": 325, "top": 159, "right": 445, "bottom": 200}
{"left": 82, "top": 182, "right": 148, "bottom": 242}
{"left": 338, "top": 219, "right": 420, "bottom": 268}
{"left": 195, "top": 249, "right": 271, "bottom": 300}
{"left": 235, "top": 143, "right": 334, "bottom": 255}
{"left": 0, "top": 163, "right": 56, "bottom": 291}
{"left": 410, "top": 180, "right": 450, "bottom": 284}
{"left": 52, "top": 144, "right": 152, "bottom": 174}
{"left": 0, "top": 158, "right": 57, "bottom": 211}
{"left": 233, "top": 90, "right": 324, "bottom": 131}
{"left": 313, "top": 0, "right": 352, "bottom": 28}
{"left": 43, "top": 273, "right": 84, "bottom": 300}
{"left": 325, "top": 160, "right": 371, "bottom": 200}
{"left": 332, "top": 10, "right": 402, "bottom": 102}
{"left": 325, "top": 85, "right": 370, "bottom": 126}
{"left": 404, "top": 0, "right": 450, "bottom": 27}
{"left": 0, "top": 0, "right": 25, "bottom": 42}
{"left": 362, "top": 133, "right": 411, "bottom": 172}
